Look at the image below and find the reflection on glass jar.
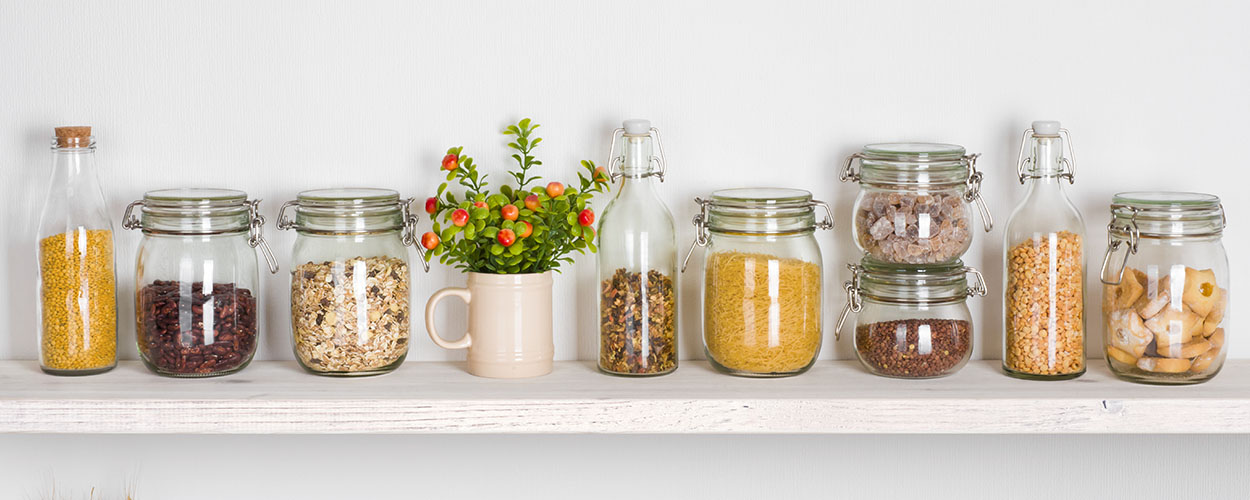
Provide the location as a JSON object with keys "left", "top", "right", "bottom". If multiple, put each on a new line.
{"left": 684, "top": 188, "right": 834, "bottom": 377}
{"left": 838, "top": 260, "right": 985, "bottom": 379}
{"left": 278, "top": 188, "right": 425, "bottom": 376}
{"left": 842, "top": 143, "right": 992, "bottom": 265}
{"left": 123, "top": 189, "right": 279, "bottom": 377}
{"left": 1100, "top": 192, "right": 1228, "bottom": 385}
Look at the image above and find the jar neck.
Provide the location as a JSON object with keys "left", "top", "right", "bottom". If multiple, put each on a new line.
{"left": 49, "top": 144, "right": 101, "bottom": 193}
{"left": 1025, "top": 136, "right": 1065, "bottom": 179}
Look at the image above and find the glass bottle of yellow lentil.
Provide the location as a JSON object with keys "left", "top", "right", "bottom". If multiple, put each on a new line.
{"left": 36, "top": 126, "right": 118, "bottom": 375}
{"left": 1002, "top": 121, "right": 1086, "bottom": 380}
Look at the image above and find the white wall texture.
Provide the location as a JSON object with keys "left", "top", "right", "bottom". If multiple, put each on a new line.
{"left": 1, "top": 0, "right": 1248, "bottom": 497}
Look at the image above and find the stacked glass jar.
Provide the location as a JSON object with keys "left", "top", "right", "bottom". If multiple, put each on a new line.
{"left": 838, "top": 143, "right": 992, "bottom": 378}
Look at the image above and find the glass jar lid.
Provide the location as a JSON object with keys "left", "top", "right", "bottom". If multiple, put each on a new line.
{"left": 834, "top": 259, "right": 986, "bottom": 338}
{"left": 277, "top": 188, "right": 407, "bottom": 234}
{"left": 124, "top": 188, "right": 251, "bottom": 233}
{"left": 122, "top": 188, "right": 278, "bottom": 273}
{"left": 843, "top": 143, "right": 973, "bottom": 187}
{"left": 703, "top": 188, "right": 833, "bottom": 234}
{"left": 1109, "top": 192, "right": 1224, "bottom": 239}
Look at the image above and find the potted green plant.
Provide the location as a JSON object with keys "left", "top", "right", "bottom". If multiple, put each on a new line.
{"left": 421, "top": 118, "right": 609, "bottom": 378}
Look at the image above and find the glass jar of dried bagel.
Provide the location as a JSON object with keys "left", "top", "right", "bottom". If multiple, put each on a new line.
{"left": 683, "top": 188, "right": 834, "bottom": 377}
{"left": 1100, "top": 192, "right": 1228, "bottom": 385}
{"left": 277, "top": 188, "right": 426, "bottom": 376}
{"left": 841, "top": 143, "right": 993, "bottom": 265}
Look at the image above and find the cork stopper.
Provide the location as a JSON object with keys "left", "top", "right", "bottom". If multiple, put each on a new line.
{"left": 54, "top": 126, "right": 92, "bottom": 148}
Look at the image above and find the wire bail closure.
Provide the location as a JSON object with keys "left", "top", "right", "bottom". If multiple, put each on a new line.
{"left": 607, "top": 126, "right": 667, "bottom": 183}
{"left": 245, "top": 199, "right": 280, "bottom": 274}
{"left": 1100, "top": 206, "right": 1140, "bottom": 285}
{"left": 680, "top": 197, "right": 712, "bottom": 273}
{"left": 962, "top": 153, "right": 993, "bottom": 232}
{"left": 399, "top": 197, "right": 430, "bottom": 272}
{"left": 1015, "top": 127, "right": 1077, "bottom": 185}
{"left": 833, "top": 263, "right": 864, "bottom": 340}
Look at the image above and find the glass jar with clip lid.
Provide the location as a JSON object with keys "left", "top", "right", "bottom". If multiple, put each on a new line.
{"left": 835, "top": 260, "right": 986, "bottom": 379}
{"left": 1099, "top": 192, "right": 1228, "bottom": 385}
{"left": 122, "top": 188, "right": 278, "bottom": 377}
{"left": 841, "top": 142, "right": 992, "bottom": 265}
{"left": 277, "top": 188, "right": 429, "bottom": 376}
{"left": 682, "top": 188, "right": 834, "bottom": 377}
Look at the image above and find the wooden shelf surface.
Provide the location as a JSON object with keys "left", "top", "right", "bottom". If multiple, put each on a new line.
{"left": 2, "top": 360, "right": 1248, "bottom": 434}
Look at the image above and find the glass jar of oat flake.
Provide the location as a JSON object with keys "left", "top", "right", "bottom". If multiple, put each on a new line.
{"left": 841, "top": 143, "right": 993, "bottom": 265}
{"left": 682, "top": 188, "right": 834, "bottom": 377}
{"left": 277, "top": 188, "right": 427, "bottom": 376}
{"left": 1099, "top": 192, "right": 1228, "bottom": 385}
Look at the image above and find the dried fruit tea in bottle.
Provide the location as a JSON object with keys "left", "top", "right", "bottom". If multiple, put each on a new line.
{"left": 597, "top": 120, "right": 678, "bottom": 376}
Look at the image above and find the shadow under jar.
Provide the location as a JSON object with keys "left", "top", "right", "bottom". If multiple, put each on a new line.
{"left": 837, "top": 260, "right": 986, "bottom": 379}
{"left": 122, "top": 189, "right": 279, "bottom": 377}
{"left": 684, "top": 188, "right": 834, "bottom": 377}
{"left": 1100, "top": 192, "right": 1228, "bottom": 385}
{"left": 842, "top": 143, "right": 992, "bottom": 265}
{"left": 278, "top": 188, "right": 424, "bottom": 376}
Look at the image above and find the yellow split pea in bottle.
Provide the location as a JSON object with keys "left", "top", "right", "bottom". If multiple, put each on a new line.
{"left": 36, "top": 126, "right": 118, "bottom": 375}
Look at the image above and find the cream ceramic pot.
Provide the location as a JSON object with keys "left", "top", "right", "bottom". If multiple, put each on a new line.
{"left": 425, "top": 272, "right": 554, "bottom": 378}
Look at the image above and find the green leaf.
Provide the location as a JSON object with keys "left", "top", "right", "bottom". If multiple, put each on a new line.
{"left": 464, "top": 226, "right": 476, "bottom": 240}
{"left": 474, "top": 219, "right": 486, "bottom": 231}
{"left": 446, "top": 170, "right": 456, "bottom": 181}
{"left": 491, "top": 244, "right": 505, "bottom": 255}
{"left": 484, "top": 226, "right": 499, "bottom": 238}
{"left": 530, "top": 137, "right": 542, "bottom": 148}
{"left": 519, "top": 118, "right": 531, "bottom": 129}
{"left": 471, "top": 207, "right": 489, "bottom": 219}
{"left": 566, "top": 212, "right": 577, "bottom": 225}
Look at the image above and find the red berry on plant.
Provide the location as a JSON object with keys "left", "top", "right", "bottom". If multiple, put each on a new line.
{"left": 594, "top": 166, "right": 609, "bottom": 182}
{"left": 497, "top": 229, "right": 516, "bottom": 247}
{"left": 424, "top": 197, "right": 438, "bottom": 214}
{"left": 420, "top": 232, "right": 440, "bottom": 250}
{"left": 578, "top": 209, "right": 594, "bottom": 226}
{"left": 451, "top": 209, "right": 470, "bottom": 227}
{"left": 524, "top": 194, "right": 541, "bottom": 211}
{"left": 442, "top": 154, "right": 459, "bottom": 171}
{"left": 474, "top": 201, "right": 488, "bottom": 209}
{"left": 501, "top": 204, "right": 519, "bottom": 221}
{"left": 546, "top": 182, "right": 565, "bottom": 198}
{"left": 518, "top": 220, "right": 533, "bottom": 238}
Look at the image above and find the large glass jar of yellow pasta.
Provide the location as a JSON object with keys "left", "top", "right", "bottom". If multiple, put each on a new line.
{"left": 682, "top": 188, "right": 833, "bottom": 377}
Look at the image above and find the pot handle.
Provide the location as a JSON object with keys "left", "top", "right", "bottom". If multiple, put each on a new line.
{"left": 425, "top": 287, "right": 473, "bottom": 349}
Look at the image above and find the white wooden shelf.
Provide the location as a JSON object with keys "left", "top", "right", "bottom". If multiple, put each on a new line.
{"left": 2, "top": 359, "right": 1248, "bottom": 434}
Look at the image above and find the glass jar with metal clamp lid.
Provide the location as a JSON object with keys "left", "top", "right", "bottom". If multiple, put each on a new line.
{"left": 841, "top": 142, "right": 992, "bottom": 265}
{"left": 1002, "top": 121, "right": 1087, "bottom": 380}
{"left": 277, "top": 188, "right": 428, "bottom": 376}
{"left": 835, "top": 260, "right": 986, "bottom": 379}
{"left": 681, "top": 188, "right": 834, "bottom": 377}
{"left": 596, "top": 119, "right": 678, "bottom": 376}
{"left": 1099, "top": 192, "right": 1228, "bottom": 385}
{"left": 122, "top": 188, "right": 279, "bottom": 377}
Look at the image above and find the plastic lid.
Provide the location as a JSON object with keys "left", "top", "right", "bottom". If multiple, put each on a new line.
{"left": 862, "top": 143, "right": 966, "bottom": 161}
{"left": 1032, "top": 121, "right": 1061, "bottom": 136}
{"left": 623, "top": 119, "right": 651, "bottom": 135}
{"left": 297, "top": 188, "right": 400, "bottom": 208}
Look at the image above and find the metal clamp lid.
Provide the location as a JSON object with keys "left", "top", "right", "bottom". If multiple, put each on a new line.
{"left": 962, "top": 153, "right": 994, "bottom": 232}
{"left": 1016, "top": 126, "right": 1076, "bottom": 184}
{"left": 607, "top": 125, "right": 667, "bottom": 183}
{"left": 1099, "top": 206, "right": 1140, "bottom": 285}
{"left": 679, "top": 196, "right": 834, "bottom": 273}
{"left": 277, "top": 197, "right": 430, "bottom": 273}
{"left": 834, "top": 263, "right": 986, "bottom": 339}
{"left": 123, "top": 198, "right": 279, "bottom": 274}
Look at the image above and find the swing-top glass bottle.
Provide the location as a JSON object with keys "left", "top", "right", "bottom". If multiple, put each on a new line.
{"left": 596, "top": 119, "right": 678, "bottom": 376}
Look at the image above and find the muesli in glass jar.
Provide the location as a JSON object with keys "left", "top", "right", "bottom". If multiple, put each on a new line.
{"left": 277, "top": 188, "right": 427, "bottom": 376}
{"left": 842, "top": 143, "right": 992, "bottom": 265}
{"left": 1100, "top": 192, "right": 1228, "bottom": 385}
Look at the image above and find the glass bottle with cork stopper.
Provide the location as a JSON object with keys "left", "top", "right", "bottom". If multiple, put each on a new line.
{"left": 36, "top": 126, "right": 119, "bottom": 375}
{"left": 596, "top": 119, "right": 678, "bottom": 376}
{"left": 1002, "top": 120, "right": 1086, "bottom": 380}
